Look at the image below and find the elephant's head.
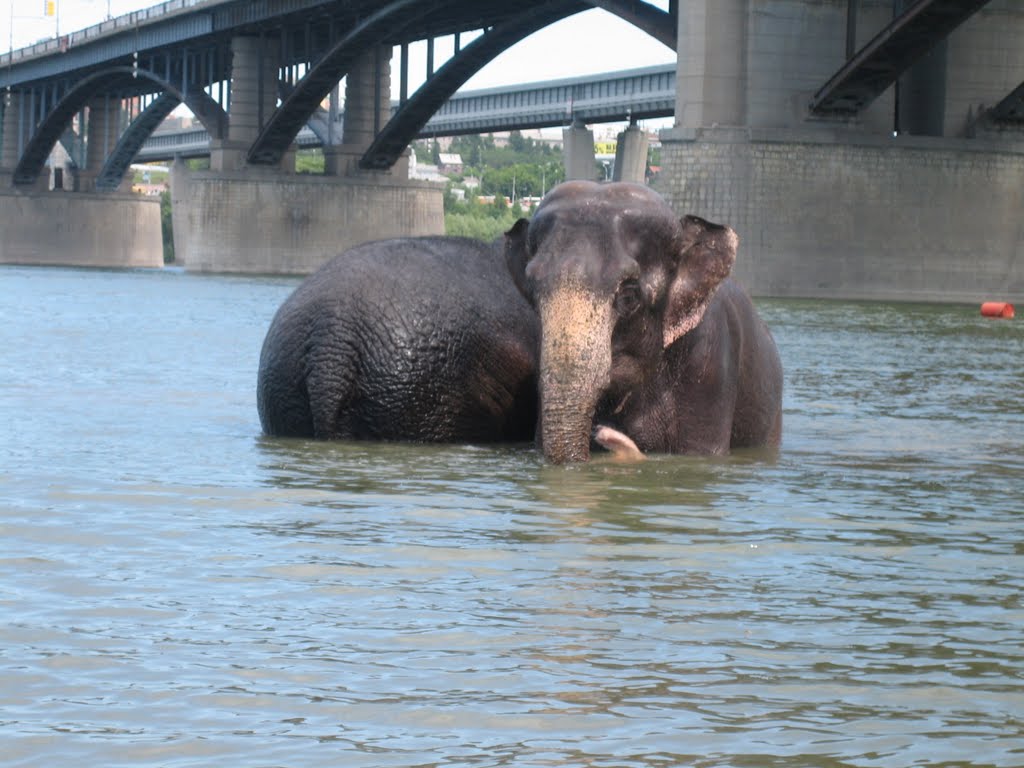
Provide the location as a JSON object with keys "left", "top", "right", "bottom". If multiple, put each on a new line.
{"left": 505, "top": 181, "right": 737, "bottom": 464}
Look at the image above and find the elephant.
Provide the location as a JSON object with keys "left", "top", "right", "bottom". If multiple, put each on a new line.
{"left": 257, "top": 235, "right": 538, "bottom": 443}
{"left": 504, "top": 180, "right": 783, "bottom": 464}
{"left": 257, "top": 181, "right": 781, "bottom": 465}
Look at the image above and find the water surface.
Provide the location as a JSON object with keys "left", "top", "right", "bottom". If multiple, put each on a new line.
{"left": 1, "top": 265, "right": 1021, "bottom": 767}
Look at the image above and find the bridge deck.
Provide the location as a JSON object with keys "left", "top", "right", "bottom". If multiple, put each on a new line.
{"left": 136, "top": 64, "right": 676, "bottom": 162}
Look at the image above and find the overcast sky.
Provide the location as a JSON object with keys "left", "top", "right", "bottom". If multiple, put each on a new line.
{"left": 2, "top": 0, "right": 676, "bottom": 89}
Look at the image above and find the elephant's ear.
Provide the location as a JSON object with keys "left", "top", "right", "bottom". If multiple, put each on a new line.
{"left": 504, "top": 218, "right": 533, "bottom": 300}
{"left": 662, "top": 215, "right": 737, "bottom": 348}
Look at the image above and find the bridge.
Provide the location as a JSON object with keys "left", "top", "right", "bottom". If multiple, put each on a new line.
{"left": 1, "top": 0, "right": 1022, "bottom": 303}
{"left": 134, "top": 64, "right": 677, "bottom": 161}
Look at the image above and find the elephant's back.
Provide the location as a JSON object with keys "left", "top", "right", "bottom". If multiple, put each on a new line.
{"left": 258, "top": 236, "right": 538, "bottom": 441}
{"left": 298, "top": 236, "right": 534, "bottom": 354}
{"left": 309, "top": 236, "right": 520, "bottom": 305}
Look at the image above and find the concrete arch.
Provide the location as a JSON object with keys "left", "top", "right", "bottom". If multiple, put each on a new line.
{"left": 246, "top": 0, "right": 431, "bottom": 165}
{"left": 97, "top": 87, "right": 227, "bottom": 190}
{"left": 362, "top": 0, "right": 674, "bottom": 169}
{"left": 583, "top": 0, "right": 676, "bottom": 49}
{"left": 360, "top": 0, "right": 589, "bottom": 170}
{"left": 247, "top": 0, "right": 673, "bottom": 168}
{"left": 13, "top": 66, "right": 226, "bottom": 187}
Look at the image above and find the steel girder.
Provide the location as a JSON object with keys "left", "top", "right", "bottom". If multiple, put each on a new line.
{"left": 246, "top": 0, "right": 671, "bottom": 167}
{"left": 7, "top": 0, "right": 675, "bottom": 179}
{"left": 95, "top": 88, "right": 227, "bottom": 190}
{"left": 360, "top": 0, "right": 589, "bottom": 170}
{"left": 989, "top": 80, "right": 1024, "bottom": 124}
{"left": 13, "top": 68, "right": 138, "bottom": 186}
{"left": 810, "top": 0, "right": 993, "bottom": 117}
{"left": 361, "top": 0, "right": 671, "bottom": 169}
{"left": 246, "top": 0, "right": 459, "bottom": 165}
{"left": 582, "top": 0, "right": 676, "bottom": 49}
{"left": 12, "top": 66, "right": 227, "bottom": 187}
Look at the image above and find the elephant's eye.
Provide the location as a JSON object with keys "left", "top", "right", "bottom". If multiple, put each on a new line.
{"left": 614, "top": 280, "right": 643, "bottom": 318}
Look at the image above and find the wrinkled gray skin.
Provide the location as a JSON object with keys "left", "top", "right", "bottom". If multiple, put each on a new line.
{"left": 505, "top": 180, "right": 783, "bottom": 464}
{"left": 257, "top": 236, "right": 538, "bottom": 442}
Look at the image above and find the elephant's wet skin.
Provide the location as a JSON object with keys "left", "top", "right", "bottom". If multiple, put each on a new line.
{"left": 257, "top": 181, "right": 782, "bottom": 465}
{"left": 257, "top": 236, "right": 539, "bottom": 443}
{"left": 505, "top": 180, "right": 783, "bottom": 464}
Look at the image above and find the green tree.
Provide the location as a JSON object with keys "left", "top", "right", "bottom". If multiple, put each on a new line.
{"left": 160, "top": 189, "right": 174, "bottom": 263}
{"left": 295, "top": 149, "right": 325, "bottom": 174}
{"left": 444, "top": 210, "right": 517, "bottom": 241}
{"left": 439, "top": 131, "right": 566, "bottom": 239}
{"left": 412, "top": 140, "right": 433, "bottom": 164}
{"left": 508, "top": 130, "right": 528, "bottom": 153}
{"left": 450, "top": 134, "right": 495, "bottom": 167}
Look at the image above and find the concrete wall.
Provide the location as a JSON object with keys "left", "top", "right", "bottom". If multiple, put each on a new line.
{"left": 675, "top": 0, "right": 748, "bottom": 128}
{"left": 747, "top": 0, "right": 895, "bottom": 134}
{"left": 0, "top": 190, "right": 163, "bottom": 268}
{"left": 945, "top": 0, "right": 1024, "bottom": 138}
{"left": 170, "top": 164, "right": 444, "bottom": 273}
{"left": 655, "top": 129, "right": 1024, "bottom": 303}
{"left": 686, "top": 1, "right": 1024, "bottom": 140}
{"left": 661, "top": 0, "right": 1024, "bottom": 303}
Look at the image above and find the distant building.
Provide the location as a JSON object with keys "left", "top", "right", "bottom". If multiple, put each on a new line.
{"left": 408, "top": 153, "right": 447, "bottom": 184}
{"left": 153, "top": 115, "right": 195, "bottom": 134}
{"left": 132, "top": 183, "right": 167, "bottom": 197}
{"left": 437, "top": 153, "right": 463, "bottom": 175}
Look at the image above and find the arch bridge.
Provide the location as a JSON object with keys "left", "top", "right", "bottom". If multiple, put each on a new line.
{"left": 0, "top": 0, "right": 676, "bottom": 191}
{"left": 1, "top": 0, "right": 1021, "bottom": 304}
{"left": 4, "top": 0, "right": 1019, "bottom": 193}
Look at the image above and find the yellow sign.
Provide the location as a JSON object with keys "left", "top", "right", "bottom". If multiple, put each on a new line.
{"left": 45, "top": 1, "right": 56, "bottom": 17}
{"left": 594, "top": 141, "right": 618, "bottom": 156}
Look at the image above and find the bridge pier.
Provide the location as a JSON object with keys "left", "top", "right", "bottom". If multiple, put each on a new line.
{"left": 77, "top": 96, "right": 129, "bottom": 192}
{"left": 169, "top": 160, "right": 442, "bottom": 274}
{"left": 0, "top": 187, "right": 163, "bottom": 268}
{"left": 211, "top": 35, "right": 290, "bottom": 172}
{"left": 0, "top": 90, "right": 162, "bottom": 268}
{"left": 656, "top": 129, "right": 1024, "bottom": 303}
{"left": 172, "top": 41, "right": 440, "bottom": 274}
{"left": 612, "top": 124, "right": 649, "bottom": 184}
{"left": 562, "top": 121, "right": 648, "bottom": 185}
{"left": 324, "top": 46, "right": 408, "bottom": 178}
{"left": 898, "top": 40, "right": 947, "bottom": 138}
{"left": 655, "top": 0, "right": 1024, "bottom": 304}
{"left": 562, "top": 121, "right": 596, "bottom": 181}
{"left": 1, "top": 91, "right": 21, "bottom": 186}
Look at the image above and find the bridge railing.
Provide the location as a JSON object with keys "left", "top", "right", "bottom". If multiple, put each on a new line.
{"left": 138, "top": 124, "right": 322, "bottom": 161}
{"left": 3, "top": 0, "right": 219, "bottom": 67}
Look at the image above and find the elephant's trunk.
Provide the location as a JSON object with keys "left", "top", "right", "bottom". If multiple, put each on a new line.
{"left": 537, "top": 287, "right": 614, "bottom": 464}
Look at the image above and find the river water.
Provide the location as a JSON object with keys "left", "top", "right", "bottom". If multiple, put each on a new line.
{"left": 1, "top": 264, "right": 1021, "bottom": 767}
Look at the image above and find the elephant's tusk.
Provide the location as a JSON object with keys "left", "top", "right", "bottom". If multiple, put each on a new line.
{"left": 593, "top": 425, "right": 646, "bottom": 462}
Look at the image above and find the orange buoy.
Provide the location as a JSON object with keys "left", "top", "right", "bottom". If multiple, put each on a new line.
{"left": 981, "top": 302, "right": 1015, "bottom": 319}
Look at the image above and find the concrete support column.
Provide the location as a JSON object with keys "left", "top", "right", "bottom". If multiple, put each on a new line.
{"left": 78, "top": 96, "right": 122, "bottom": 192}
{"left": 228, "top": 35, "right": 279, "bottom": 145}
{"left": 674, "top": 0, "right": 747, "bottom": 130}
{"left": 562, "top": 121, "right": 596, "bottom": 181}
{"left": 327, "top": 45, "right": 407, "bottom": 177}
{"left": 897, "top": 41, "right": 947, "bottom": 137}
{"left": 212, "top": 35, "right": 284, "bottom": 171}
{"left": 342, "top": 45, "right": 390, "bottom": 150}
{"left": 1, "top": 91, "right": 22, "bottom": 181}
{"left": 612, "top": 123, "right": 649, "bottom": 184}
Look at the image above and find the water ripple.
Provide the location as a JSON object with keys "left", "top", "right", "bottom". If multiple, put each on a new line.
{"left": 1, "top": 268, "right": 1021, "bottom": 766}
